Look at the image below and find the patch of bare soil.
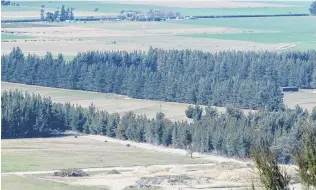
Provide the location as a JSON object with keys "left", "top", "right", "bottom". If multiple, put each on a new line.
{"left": 137, "top": 174, "right": 211, "bottom": 186}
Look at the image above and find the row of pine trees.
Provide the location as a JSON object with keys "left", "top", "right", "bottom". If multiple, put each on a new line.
{"left": 4, "top": 47, "right": 316, "bottom": 111}
{"left": 2, "top": 90, "right": 315, "bottom": 163}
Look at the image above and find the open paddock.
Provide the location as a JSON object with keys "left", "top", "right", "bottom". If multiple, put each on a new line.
{"left": 2, "top": 135, "right": 301, "bottom": 190}
{"left": 1, "top": 136, "right": 207, "bottom": 173}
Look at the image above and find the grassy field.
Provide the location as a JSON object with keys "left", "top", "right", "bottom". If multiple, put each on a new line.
{"left": 2, "top": 1, "right": 309, "bottom": 16}
{"left": 176, "top": 16, "right": 316, "bottom": 50}
{"left": 1, "top": 136, "right": 207, "bottom": 172}
{"left": 1, "top": 33, "right": 33, "bottom": 40}
{"left": 2, "top": 175, "right": 103, "bottom": 190}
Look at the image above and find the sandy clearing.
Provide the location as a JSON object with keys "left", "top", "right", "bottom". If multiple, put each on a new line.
{"left": 112, "top": 0, "right": 296, "bottom": 8}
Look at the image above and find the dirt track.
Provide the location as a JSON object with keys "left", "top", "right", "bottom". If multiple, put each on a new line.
{"left": 2, "top": 134, "right": 301, "bottom": 190}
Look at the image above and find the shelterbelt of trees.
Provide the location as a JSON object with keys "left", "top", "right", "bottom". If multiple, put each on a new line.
{"left": 2, "top": 90, "right": 316, "bottom": 163}
{"left": 3, "top": 47, "right": 316, "bottom": 111}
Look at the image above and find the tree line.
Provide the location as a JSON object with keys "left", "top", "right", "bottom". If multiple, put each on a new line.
{"left": 4, "top": 48, "right": 316, "bottom": 111}
{"left": 40, "top": 5, "right": 74, "bottom": 22}
{"left": 3, "top": 90, "right": 315, "bottom": 163}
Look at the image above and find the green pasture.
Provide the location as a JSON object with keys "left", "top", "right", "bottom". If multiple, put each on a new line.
{"left": 6, "top": 1, "right": 309, "bottom": 16}
{"left": 181, "top": 32, "right": 315, "bottom": 43}
{"left": 175, "top": 16, "right": 316, "bottom": 50}
{"left": 1, "top": 175, "right": 103, "bottom": 190}
{"left": 1, "top": 33, "right": 33, "bottom": 40}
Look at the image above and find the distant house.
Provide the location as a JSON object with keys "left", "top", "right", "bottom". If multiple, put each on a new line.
{"left": 280, "top": 87, "right": 299, "bottom": 92}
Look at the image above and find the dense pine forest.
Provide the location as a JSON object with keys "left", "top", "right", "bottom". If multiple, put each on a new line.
{"left": 2, "top": 90, "right": 315, "bottom": 163}
{"left": 3, "top": 47, "right": 316, "bottom": 110}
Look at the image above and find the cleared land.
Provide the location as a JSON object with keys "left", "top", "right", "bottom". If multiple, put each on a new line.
{"left": 1, "top": 1, "right": 308, "bottom": 16}
{"left": 1, "top": 20, "right": 297, "bottom": 56}
{"left": 2, "top": 1, "right": 314, "bottom": 55}
{"left": 1, "top": 175, "right": 103, "bottom": 190}
{"left": 1, "top": 33, "right": 33, "bottom": 40}
{"left": 1, "top": 136, "right": 207, "bottom": 173}
{"left": 2, "top": 135, "right": 301, "bottom": 190}
{"left": 176, "top": 16, "right": 316, "bottom": 51}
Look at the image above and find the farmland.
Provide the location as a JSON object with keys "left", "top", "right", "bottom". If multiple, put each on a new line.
{"left": 2, "top": 1, "right": 316, "bottom": 190}
{"left": 1, "top": 135, "right": 301, "bottom": 190}
{"left": 177, "top": 16, "right": 316, "bottom": 50}
{"left": 2, "top": 1, "right": 315, "bottom": 55}
{"left": 1, "top": 33, "right": 33, "bottom": 40}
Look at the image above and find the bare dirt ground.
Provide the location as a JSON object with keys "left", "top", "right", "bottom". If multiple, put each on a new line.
{"left": 2, "top": 134, "right": 301, "bottom": 190}
{"left": 111, "top": 0, "right": 295, "bottom": 8}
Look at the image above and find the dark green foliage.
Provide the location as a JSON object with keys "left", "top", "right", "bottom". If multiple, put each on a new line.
{"left": 294, "top": 122, "right": 316, "bottom": 189}
{"left": 1, "top": 90, "right": 312, "bottom": 163}
{"left": 185, "top": 105, "right": 203, "bottom": 120}
{"left": 252, "top": 145, "right": 291, "bottom": 190}
{"left": 1, "top": 0, "right": 10, "bottom": 6}
{"left": 1, "top": 90, "right": 67, "bottom": 138}
{"left": 11, "top": 48, "right": 316, "bottom": 111}
{"left": 310, "top": 1, "right": 316, "bottom": 15}
{"left": 44, "top": 5, "right": 74, "bottom": 22}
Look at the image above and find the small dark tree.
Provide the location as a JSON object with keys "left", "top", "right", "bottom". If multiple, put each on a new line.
{"left": 60, "top": 5, "right": 66, "bottom": 21}
{"left": 294, "top": 123, "right": 316, "bottom": 189}
{"left": 94, "top": 8, "right": 98, "bottom": 12}
{"left": 40, "top": 8, "right": 45, "bottom": 20}
{"left": 70, "top": 8, "right": 74, "bottom": 20}
{"left": 309, "top": 1, "right": 316, "bottom": 15}
{"left": 185, "top": 105, "right": 203, "bottom": 120}
{"left": 251, "top": 143, "right": 291, "bottom": 190}
{"left": 185, "top": 105, "right": 194, "bottom": 119}
{"left": 46, "top": 12, "right": 54, "bottom": 22}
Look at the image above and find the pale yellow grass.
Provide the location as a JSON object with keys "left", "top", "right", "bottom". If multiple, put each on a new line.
{"left": 105, "top": 0, "right": 296, "bottom": 8}
{"left": 2, "top": 25, "right": 242, "bottom": 38}
{"left": 1, "top": 136, "right": 207, "bottom": 173}
{"left": 29, "top": 134, "right": 299, "bottom": 190}
{"left": 1, "top": 10, "right": 117, "bottom": 19}
{"left": 283, "top": 90, "right": 316, "bottom": 112}
{"left": 1, "top": 34, "right": 289, "bottom": 56}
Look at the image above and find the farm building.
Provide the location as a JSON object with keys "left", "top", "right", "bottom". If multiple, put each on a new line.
{"left": 280, "top": 87, "right": 299, "bottom": 92}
